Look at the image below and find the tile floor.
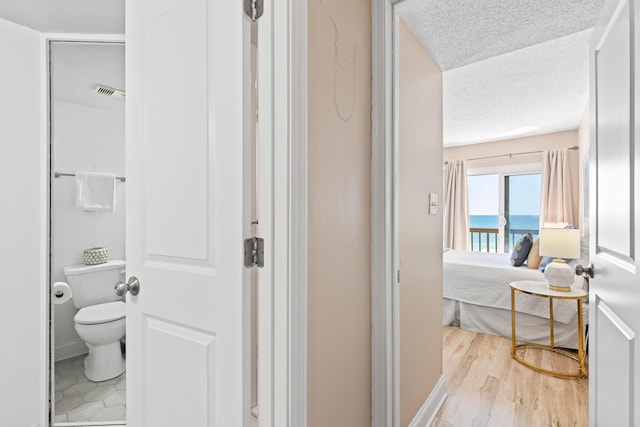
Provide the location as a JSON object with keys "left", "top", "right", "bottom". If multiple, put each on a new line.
{"left": 54, "top": 356, "right": 258, "bottom": 425}
{"left": 54, "top": 355, "right": 126, "bottom": 424}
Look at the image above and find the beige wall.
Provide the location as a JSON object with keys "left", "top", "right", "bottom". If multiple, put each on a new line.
{"left": 444, "top": 130, "right": 582, "bottom": 227}
{"left": 307, "top": 0, "right": 372, "bottom": 425}
{"left": 399, "top": 20, "right": 444, "bottom": 427}
{"left": 444, "top": 129, "right": 581, "bottom": 170}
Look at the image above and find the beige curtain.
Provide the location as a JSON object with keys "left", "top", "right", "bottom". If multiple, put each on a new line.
{"left": 443, "top": 160, "right": 469, "bottom": 250}
{"left": 540, "top": 148, "right": 577, "bottom": 226}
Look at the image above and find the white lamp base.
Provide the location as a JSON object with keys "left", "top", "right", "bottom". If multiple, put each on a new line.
{"left": 544, "top": 259, "right": 574, "bottom": 292}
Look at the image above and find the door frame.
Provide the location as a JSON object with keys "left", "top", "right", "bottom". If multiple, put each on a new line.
{"left": 371, "top": 0, "right": 404, "bottom": 425}
{"left": 42, "top": 0, "right": 308, "bottom": 421}
{"left": 259, "top": 0, "right": 308, "bottom": 425}
{"left": 43, "top": 32, "right": 125, "bottom": 427}
{"left": 372, "top": 0, "right": 449, "bottom": 426}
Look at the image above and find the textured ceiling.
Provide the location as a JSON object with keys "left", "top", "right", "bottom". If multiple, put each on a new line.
{"left": 444, "top": 29, "right": 591, "bottom": 146}
{"left": 400, "top": 0, "right": 604, "bottom": 146}
{"left": 401, "top": 0, "right": 603, "bottom": 71}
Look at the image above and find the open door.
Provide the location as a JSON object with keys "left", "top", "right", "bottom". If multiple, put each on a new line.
{"left": 125, "top": 0, "right": 252, "bottom": 425}
{"left": 590, "top": 0, "right": 640, "bottom": 424}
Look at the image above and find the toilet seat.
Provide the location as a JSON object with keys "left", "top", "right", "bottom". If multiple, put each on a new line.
{"left": 74, "top": 301, "right": 126, "bottom": 325}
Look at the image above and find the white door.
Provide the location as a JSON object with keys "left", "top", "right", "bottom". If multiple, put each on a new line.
{"left": 126, "top": 0, "right": 252, "bottom": 426}
{"left": 590, "top": 0, "right": 640, "bottom": 425}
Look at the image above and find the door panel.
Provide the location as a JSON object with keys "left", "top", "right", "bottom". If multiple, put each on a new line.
{"left": 127, "top": 0, "right": 251, "bottom": 425}
{"left": 594, "top": 298, "right": 634, "bottom": 425}
{"left": 143, "top": 0, "right": 212, "bottom": 262}
{"left": 590, "top": 0, "right": 640, "bottom": 425}
{"left": 595, "top": 0, "right": 632, "bottom": 259}
{"left": 144, "top": 317, "right": 217, "bottom": 427}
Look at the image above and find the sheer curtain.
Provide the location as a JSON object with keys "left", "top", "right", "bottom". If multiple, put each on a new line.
{"left": 443, "top": 160, "right": 469, "bottom": 250}
{"left": 540, "top": 148, "right": 577, "bottom": 226}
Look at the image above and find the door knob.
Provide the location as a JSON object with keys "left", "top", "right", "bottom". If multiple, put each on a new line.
{"left": 575, "top": 263, "right": 595, "bottom": 279}
{"left": 115, "top": 276, "right": 140, "bottom": 296}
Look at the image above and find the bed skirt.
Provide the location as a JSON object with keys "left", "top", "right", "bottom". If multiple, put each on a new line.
{"left": 443, "top": 298, "right": 589, "bottom": 350}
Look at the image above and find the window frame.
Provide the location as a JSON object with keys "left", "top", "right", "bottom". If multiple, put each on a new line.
{"left": 467, "top": 162, "right": 542, "bottom": 252}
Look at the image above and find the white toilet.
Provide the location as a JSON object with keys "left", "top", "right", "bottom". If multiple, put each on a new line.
{"left": 64, "top": 259, "right": 126, "bottom": 382}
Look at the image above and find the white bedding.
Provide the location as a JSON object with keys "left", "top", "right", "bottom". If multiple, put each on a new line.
{"left": 444, "top": 250, "right": 585, "bottom": 324}
{"left": 443, "top": 298, "right": 588, "bottom": 350}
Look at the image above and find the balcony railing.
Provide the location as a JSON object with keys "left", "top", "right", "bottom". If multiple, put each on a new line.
{"left": 469, "top": 227, "right": 539, "bottom": 252}
{"left": 469, "top": 227, "right": 498, "bottom": 252}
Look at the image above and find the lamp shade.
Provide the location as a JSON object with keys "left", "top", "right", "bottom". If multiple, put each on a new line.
{"left": 539, "top": 228, "right": 581, "bottom": 259}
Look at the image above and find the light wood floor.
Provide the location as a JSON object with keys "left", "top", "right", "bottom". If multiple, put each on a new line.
{"left": 433, "top": 326, "right": 588, "bottom": 427}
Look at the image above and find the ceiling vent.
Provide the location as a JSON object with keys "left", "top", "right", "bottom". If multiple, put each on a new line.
{"left": 95, "top": 84, "right": 126, "bottom": 99}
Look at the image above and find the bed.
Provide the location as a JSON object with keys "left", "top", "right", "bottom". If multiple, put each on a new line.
{"left": 443, "top": 249, "right": 588, "bottom": 350}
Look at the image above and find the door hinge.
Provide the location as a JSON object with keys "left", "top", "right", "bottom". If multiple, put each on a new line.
{"left": 397, "top": 269, "right": 400, "bottom": 283}
{"left": 244, "top": 237, "right": 264, "bottom": 268}
{"left": 244, "top": 0, "right": 264, "bottom": 22}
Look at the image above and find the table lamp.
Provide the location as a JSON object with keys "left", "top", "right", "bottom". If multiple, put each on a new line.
{"left": 539, "top": 227, "right": 581, "bottom": 291}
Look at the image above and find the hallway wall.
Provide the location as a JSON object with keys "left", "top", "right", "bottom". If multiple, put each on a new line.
{"left": 0, "top": 17, "right": 46, "bottom": 427}
{"left": 307, "top": 0, "right": 372, "bottom": 425}
{"left": 399, "top": 19, "right": 444, "bottom": 426}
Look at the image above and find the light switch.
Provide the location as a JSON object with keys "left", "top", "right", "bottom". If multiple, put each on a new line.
{"left": 429, "top": 193, "right": 438, "bottom": 215}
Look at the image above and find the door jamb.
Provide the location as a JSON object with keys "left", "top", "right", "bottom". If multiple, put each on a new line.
{"left": 372, "top": 0, "right": 429, "bottom": 425}
{"left": 372, "top": 0, "right": 401, "bottom": 425}
{"left": 43, "top": 32, "right": 125, "bottom": 427}
{"left": 258, "top": 0, "right": 308, "bottom": 425}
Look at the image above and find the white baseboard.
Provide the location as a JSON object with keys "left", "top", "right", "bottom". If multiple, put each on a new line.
{"left": 408, "top": 375, "right": 448, "bottom": 427}
{"left": 55, "top": 340, "right": 88, "bottom": 362}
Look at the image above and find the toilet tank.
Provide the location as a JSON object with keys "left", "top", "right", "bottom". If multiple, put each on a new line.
{"left": 63, "top": 260, "right": 126, "bottom": 309}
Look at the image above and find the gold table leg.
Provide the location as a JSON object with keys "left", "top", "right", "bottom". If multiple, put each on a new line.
{"left": 549, "top": 297, "right": 554, "bottom": 349}
{"left": 577, "top": 298, "right": 586, "bottom": 376}
{"left": 511, "top": 287, "right": 516, "bottom": 356}
{"left": 510, "top": 287, "right": 587, "bottom": 379}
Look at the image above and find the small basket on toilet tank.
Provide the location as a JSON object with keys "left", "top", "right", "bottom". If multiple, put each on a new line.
{"left": 83, "top": 247, "right": 110, "bottom": 265}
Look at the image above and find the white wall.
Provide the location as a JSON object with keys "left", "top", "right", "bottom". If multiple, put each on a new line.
{"left": 0, "top": 18, "right": 46, "bottom": 427}
{"left": 51, "top": 100, "right": 126, "bottom": 360}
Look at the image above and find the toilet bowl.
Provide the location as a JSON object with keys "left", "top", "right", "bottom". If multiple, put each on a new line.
{"left": 64, "top": 260, "right": 126, "bottom": 382}
{"left": 73, "top": 301, "right": 126, "bottom": 381}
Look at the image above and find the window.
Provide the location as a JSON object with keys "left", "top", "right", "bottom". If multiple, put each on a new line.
{"left": 468, "top": 164, "right": 542, "bottom": 253}
{"left": 505, "top": 174, "right": 541, "bottom": 251}
{"left": 468, "top": 174, "right": 499, "bottom": 251}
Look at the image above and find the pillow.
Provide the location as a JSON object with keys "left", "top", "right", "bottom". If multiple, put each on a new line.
{"left": 538, "top": 256, "right": 554, "bottom": 272}
{"left": 526, "top": 238, "right": 543, "bottom": 269}
{"left": 511, "top": 233, "right": 533, "bottom": 267}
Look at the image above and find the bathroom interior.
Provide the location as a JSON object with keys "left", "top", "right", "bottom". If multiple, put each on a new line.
{"left": 49, "top": 38, "right": 261, "bottom": 426}
{"left": 50, "top": 41, "right": 127, "bottom": 424}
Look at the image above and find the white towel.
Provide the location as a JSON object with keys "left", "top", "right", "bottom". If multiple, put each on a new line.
{"left": 75, "top": 171, "right": 116, "bottom": 212}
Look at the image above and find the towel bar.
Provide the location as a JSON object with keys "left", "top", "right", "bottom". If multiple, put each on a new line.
{"left": 54, "top": 172, "right": 126, "bottom": 182}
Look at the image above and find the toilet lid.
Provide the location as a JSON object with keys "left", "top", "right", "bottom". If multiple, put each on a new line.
{"left": 74, "top": 301, "right": 126, "bottom": 325}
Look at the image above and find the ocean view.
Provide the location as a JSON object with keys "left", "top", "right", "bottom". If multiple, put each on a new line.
{"left": 469, "top": 214, "right": 540, "bottom": 252}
